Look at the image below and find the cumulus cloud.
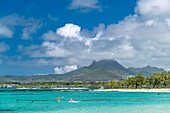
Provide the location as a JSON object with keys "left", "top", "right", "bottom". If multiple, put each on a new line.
{"left": 0, "top": 14, "right": 42, "bottom": 39}
{"left": 0, "top": 42, "right": 9, "bottom": 52}
{"left": 41, "top": 41, "right": 71, "bottom": 57}
{"left": 54, "top": 65, "right": 78, "bottom": 74}
{"left": 68, "top": 0, "right": 102, "bottom": 12}
{"left": 56, "top": 23, "right": 81, "bottom": 39}
{"left": 19, "top": 0, "right": 170, "bottom": 70}
{"left": 136, "top": 0, "right": 170, "bottom": 17}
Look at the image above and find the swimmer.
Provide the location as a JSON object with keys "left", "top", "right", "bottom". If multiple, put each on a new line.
{"left": 57, "top": 97, "right": 61, "bottom": 102}
{"left": 69, "top": 98, "right": 79, "bottom": 103}
{"left": 70, "top": 98, "right": 74, "bottom": 102}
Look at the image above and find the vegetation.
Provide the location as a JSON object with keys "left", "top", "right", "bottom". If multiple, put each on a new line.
{"left": 1, "top": 72, "right": 170, "bottom": 89}
{"left": 106, "top": 72, "right": 170, "bottom": 89}
{"left": 18, "top": 82, "right": 105, "bottom": 89}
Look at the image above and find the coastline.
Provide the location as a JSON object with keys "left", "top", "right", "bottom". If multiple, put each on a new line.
{"left": 1, "top": 88, "right": 170, "bottom": 92}
{"left": 93, "top": 88, "right": 170, "bottom": 92}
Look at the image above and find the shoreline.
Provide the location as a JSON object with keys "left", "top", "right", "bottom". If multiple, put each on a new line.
{"left": 93, "top": 89, "right": 170, "bottom": 92}
{"left": 0, "top": 88, "right": 170, "bottom": 92}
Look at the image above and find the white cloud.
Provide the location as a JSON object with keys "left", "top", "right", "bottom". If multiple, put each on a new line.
{"left": 54, "top": 65, "right": 78, "bottom": 74}
{"left": 41, "top": 41, "right": 71, "bottom": 57}
{"left": 41, "top": 30, "right": 62, "bottom": 41}
{"left": 21, "top": 22, "right": 41, "bottom": 40}
{"left": 57, "top": 23, "right": 82, "bottom": 39}
{"left": 0, "top": 42, "right": 9, "bottom": 52}
{"left": 136, "top": 0, "right": 170, "bottom": 18}
{"left": 18, "top": 0, "right": 170, "bottom": 70}
{"left": 0, "top": 14, "right": 42, "bottom": 39}
{"left": 0, "top": 26, "right": 13, "bottom": 38}
{"left": 69, "top": 0, "right": 102, "bottom": 12}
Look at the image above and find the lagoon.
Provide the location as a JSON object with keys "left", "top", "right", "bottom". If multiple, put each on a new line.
{"left": 0, "top": 91, "right": 170, "bottom": 113}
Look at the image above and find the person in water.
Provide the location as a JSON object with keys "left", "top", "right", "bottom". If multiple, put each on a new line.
{"left": 70, "top": 98, "right": 74, "bottom": 102}
{"left": 57, "top": 97, "right": 61, "bottom": 102}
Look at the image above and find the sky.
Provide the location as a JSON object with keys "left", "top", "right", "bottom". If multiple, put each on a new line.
{"left": 0, "top": 0, "right": 170, "bottom": 75}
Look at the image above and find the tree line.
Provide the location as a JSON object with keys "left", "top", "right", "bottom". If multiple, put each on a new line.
{"left": 106, "top": 72, "right": 170, "bottom": 89}
{"left": 8, "top": 82, "right": 103, "bottom": 89}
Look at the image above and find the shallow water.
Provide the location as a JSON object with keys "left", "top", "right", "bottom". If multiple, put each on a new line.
{"left": 0, "top": 91, "right": 170, "bottom": 113}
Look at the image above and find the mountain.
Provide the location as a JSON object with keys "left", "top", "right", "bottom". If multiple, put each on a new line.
{"left": 88, "top": 60, "right": 128, "bottom": 72}
{"left": 64, "top": 59, "right": 129, "bottom": 81}
{"left": 0, "top": 59, "right": 129, "bottom": 83}
{"left": 127, "top": 65, "right": 166, "bottom": 76}
{"left": 0, "top": 60, "right": 166, "bottom": 83}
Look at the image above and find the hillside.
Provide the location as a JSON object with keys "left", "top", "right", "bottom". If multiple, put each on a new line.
{"left": 0, "top": 60, "right": 166, "bottom": 83}
{"left": 63, "top": 59, "right": 129, "bottom": 81}
{"left": 127, "top": 65, "right": 166, "bottom": 76}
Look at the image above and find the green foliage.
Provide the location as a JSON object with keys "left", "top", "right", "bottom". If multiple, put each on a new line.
{"left": 107, "top": 80, "right": 119, "bottom": 88}
{"left": 107, "top": 72, "right": 170, "bottom": 89}
{"left": 12, "top": 82, "right": 104, "bottom": 89}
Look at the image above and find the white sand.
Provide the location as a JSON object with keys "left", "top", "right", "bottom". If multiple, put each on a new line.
{"left": 93, "top": 89, "right": 170, "bottom": 92}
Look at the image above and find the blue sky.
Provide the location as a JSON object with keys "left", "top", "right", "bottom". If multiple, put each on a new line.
{"left": 1, "top": 0, "right": 170, "bottom": 75}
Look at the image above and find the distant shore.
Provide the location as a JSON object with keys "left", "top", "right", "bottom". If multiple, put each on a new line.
{"left": 93, "top": 89, "right": 170, "bottom": 92}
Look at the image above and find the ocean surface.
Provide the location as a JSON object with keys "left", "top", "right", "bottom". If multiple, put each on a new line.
{"left": 0, "top": 90, "right": 170, "bottom": 113}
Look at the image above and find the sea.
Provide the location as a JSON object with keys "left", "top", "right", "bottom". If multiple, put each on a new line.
{"left": 0, "top": 89, "right": 170, "bottom": 113}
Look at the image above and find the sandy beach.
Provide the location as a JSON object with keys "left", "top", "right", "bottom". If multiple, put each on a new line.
{"left": 93, "top": 89, "right": 170, "bottom": 92}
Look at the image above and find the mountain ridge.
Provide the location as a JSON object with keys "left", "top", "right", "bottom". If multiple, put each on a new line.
{"left": 0, "top": 59, "right": 166, "bottom": 83}
{"left": 127, "top": 65, "right": 166, "bottom": 76}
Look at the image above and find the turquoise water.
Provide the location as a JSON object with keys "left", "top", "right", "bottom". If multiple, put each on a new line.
{"left": 0, "top": 91, "right": 170, "bottom": 113}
